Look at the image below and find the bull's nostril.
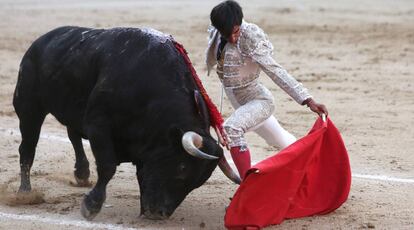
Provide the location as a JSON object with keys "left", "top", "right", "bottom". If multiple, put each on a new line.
{"left": 141, "top": 206, "right": 171, "bottom": 220}
{"left": 162, "top": 209, "right": 172, "bottom": 219}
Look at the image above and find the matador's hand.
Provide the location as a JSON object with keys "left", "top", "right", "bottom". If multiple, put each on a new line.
{"left": 214, "top": 126, "right": 229, "bottom": 150}
{"left": 305, "top": 98, "right": 329, "bottom": 117}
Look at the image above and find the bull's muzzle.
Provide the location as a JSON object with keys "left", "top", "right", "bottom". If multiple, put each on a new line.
{"left": 141, "top": 209, "right": 171, "bottom": 220}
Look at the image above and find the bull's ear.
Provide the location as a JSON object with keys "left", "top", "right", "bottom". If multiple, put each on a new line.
{"left": 193, "top": 90, "right": 210, "bottom": 131}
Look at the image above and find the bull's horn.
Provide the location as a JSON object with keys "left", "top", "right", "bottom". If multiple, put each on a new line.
{"left": 182, "top": 131, "right": 219, "bottom": 160}
{"left": 218, "top": 156, "right": 241, "bottom": 184}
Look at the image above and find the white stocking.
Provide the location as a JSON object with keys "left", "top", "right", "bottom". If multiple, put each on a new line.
{"left": 251, "top": 115, "right": 296, "bottom": 149}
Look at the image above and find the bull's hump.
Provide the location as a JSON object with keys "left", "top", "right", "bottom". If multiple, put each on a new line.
{"left": 140, "top": 27, "right": 172, "bottom": 43}
{"left": 79, "top": 27, "right": 173, "bottom": 46}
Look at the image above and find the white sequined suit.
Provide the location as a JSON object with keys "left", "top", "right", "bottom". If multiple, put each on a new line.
{"left": 206, "top": 21, "right": 312, "bottom": 148}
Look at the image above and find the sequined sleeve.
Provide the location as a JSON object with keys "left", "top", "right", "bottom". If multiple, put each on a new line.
{"left": 255, "top": 53, "right": 312, "bottom": 104}
{"left": 238, "top": 23, "right": 312, "bottom": 105}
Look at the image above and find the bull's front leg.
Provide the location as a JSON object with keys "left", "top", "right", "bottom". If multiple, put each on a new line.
{"left": 81, "top": 122, "right": 117, "bottom": 220}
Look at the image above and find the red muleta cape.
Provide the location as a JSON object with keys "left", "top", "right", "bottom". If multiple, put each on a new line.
{"left": 225, "top": 117, "right": 351, "bottom": 229}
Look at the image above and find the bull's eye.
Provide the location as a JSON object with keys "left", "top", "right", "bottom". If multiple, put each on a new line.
{"left": 178, "top": 163, "right": 186, "bottom": 172}
{"left": 176, "top": 162, "right": 188, "bottom": 180}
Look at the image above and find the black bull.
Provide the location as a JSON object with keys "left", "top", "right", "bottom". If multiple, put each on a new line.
{"left": 13, "top": 26, "right": 240, "bottom": 220}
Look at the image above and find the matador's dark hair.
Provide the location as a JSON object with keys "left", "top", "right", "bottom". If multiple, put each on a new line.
{"left": 210, "top": 0, "right": 243, "bottom": 38}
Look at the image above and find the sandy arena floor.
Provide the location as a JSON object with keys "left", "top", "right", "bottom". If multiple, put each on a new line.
{"left": 0, "top": 0, "right": 413, "bottom": 229}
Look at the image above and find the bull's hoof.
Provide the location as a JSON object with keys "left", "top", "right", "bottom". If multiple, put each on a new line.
{"left": 81, "top": 199, "right": 98, "bottom": 220}
{"left": 74, "top": 169, "right": 91, "bottom": 187}
{"left": 18, "top": 184, "right": 31, "bottom": 193}
{"left": 74, "top": 175, "right": 92, "bottom": 187}
{"left": 80, "top": 194, "right": 103, "bottom": 220}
